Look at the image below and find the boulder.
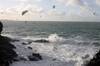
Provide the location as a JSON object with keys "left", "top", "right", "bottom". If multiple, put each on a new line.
{"left": 28, "top": 53, "right": 42, "bottom": 61}
{"left": 27, "top": 46, "right": 33, "bottom": 50}
{"left": 82, "top": 54, "right": 90, "bottom": 59}
{"left": 34, "top": 39, "right": 49, "bottom": 43}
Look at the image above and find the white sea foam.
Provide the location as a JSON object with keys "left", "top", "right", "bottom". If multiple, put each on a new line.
{"left": 29, "top": 42, "right": 98, "bottom": 66}
{"left": 2, "top": 33, "right": 100, "bottom": 66}
{"left": 48, "top": 33, "right": 66, "bottom": 43}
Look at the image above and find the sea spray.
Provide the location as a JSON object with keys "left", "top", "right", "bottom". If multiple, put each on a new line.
{"left": 48, "top": 33, "right": 66, "bottom": 43}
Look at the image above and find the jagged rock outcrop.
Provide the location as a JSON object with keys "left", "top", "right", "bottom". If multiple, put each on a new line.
{"left": 0, "top": 22, "right": 17, "bottom": 66}
{"left": 86, "top": 50, "right": 100, "bottom": 66}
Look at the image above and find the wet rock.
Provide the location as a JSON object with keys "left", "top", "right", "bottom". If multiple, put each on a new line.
{"left": 28, "top": 41, "right": 32, "bottom": 44}
{"left": 52, "top": 58, "right": 57, "bottom": 61}
{"left": 34, "top": 39, "right": 49, "bottom": 43}
{"left": 13, "top": 56, "right": 28, "bottom": 61}
{"left": 82, "top": 54, "right": 90, "bottom": 59}
{"left": 0, "top": 36, "right": 18, "bottom": 66}
{"left": 11, "top": 39, "right": 20, "bottom": 42}
{"left": 22, "top": 41, "right": 32, "bottom": 45}
{"left": 86, "top": 50, "right": 100, "bottom": 66}
{"left": 19, "top": 57, "right": 27, "bottom": 61}
{"left": 0, "top": 36, "right": 16, "bottom": 49}
{"left": 27, "top": 46, "right": 32, "bottom": 50}
{"left": 22, "top": 42, "right": 27, "bottom": 45}
{"left": 28, "top": 53, "right": 42, "bottom": 61}
{"left": 0, "top": 21, "right": 17, "bottom": 66}
{"left": 13, "top": 58, "right": 19, "bottom": 62}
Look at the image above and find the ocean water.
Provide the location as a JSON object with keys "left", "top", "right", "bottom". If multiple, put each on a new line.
{"left": 2, "top": 21, "right": 100, "bottom": 39}
{"left": 2, "top": 21, "right": 100, "bottom": 66}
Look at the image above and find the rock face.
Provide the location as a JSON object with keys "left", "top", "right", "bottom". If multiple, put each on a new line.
{"left": 0, "top": 22, "right": 17, "bottom": 66}
{"left": 86, "top": 50, "right": 100, "bottom": 66}
{"left": 0, "top": 35, "right": 18, "bottom": 66}
{"left": 0, "top": 22, "right": 3, "bottom": 34}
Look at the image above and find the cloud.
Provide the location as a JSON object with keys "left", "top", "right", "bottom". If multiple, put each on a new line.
{"left": 67, "top": 0, "right": 84, "bottom": 6}
{"left": 11, "top": 2, "right": 43, "bottom": 12}
{"left": 57, "top": 0, "right": 85, "bottom": 7}
{"left": 0, "top": 0, "right": 44, "bottom": 18}
{"left": 10, "top": 0, "right": 29, "bottom": 2}
{"left": 47, "top": 10, "right": 65, "bottom": 16}
{"left": 36, "top": 0, "right": 43, "bottom": 2}
{"left": 18, "top": 0, "right": 28, "bottom": 2}
{"left": 57, "top": 0, "right": 96, "bottom": 16}
{"left": 0, "top": 3, "right": 45, "bottom": 21}
{"left": 96, "top": 0, "right": 100, "bottom": 6}
{"left": 11, "top": 0, "right": 43, "bottom": 12}
{"left": 79, "top": 7, "right": 95, "bottom": 16}
{"left": 14, "top": 0, "right": 42, "bottom": 2}
{"left": 3, "top": 3, "right": 44, "bottom": 16}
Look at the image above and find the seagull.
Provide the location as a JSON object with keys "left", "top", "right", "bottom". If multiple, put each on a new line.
{"left": 22, "top": 10, "right": 28, "bottom": 16}
{"left": 53, "top": 5, "right": 56, "bottom": 9}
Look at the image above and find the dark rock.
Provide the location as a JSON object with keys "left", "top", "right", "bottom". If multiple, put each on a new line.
{"left": 12, "top": 57, "right": 28, "bottom": 61}
{"left": 32, "top": 53, "right": 42, "bottom": 60}
{"left": 0, "top": 36, "right": 18, "bottom": 66}
{"left": 0, "top": 22, "right": 17, "bottom": 66}
{"left": 27, "top": 46, "right": 32, "bottom": 50}
{"left": 52, "top": 58, "right": 57, "bottom": 61}
{"left": 22, "top": 42, "right": 27, "bottom": 45}
{"left": 11, "top": 39, "right": 20, "bottom": 42}
{"left": 0, "top": 36, "right": 16, "bottom": 49}
{"left": 82, "top": 54, "right": 89, "bottom": 59}
{"left": 0, "top": 21, "right": 3, "bottom": 34}
{"left": 0, "top": 62, "right": 10, "bottom": 66}
{"left": 34, "top": 39, "right": 49, "bottom": 43}
{"left": 19, "top": 57, "right": 27, "bottom": 61}
{"left": 28, "top": 41, "right": 32, "bottom": 44}
{"left": 28, "top": 55, "right": 39, "bottom": 61}
{"left": 86, "top": 50, "right": 100, "bottom": 66}
{"left": 28, "top": 53, "right": 42, "bottom": 61}
{"left": 13, "top": 58, "right": 19, "bottom": 62}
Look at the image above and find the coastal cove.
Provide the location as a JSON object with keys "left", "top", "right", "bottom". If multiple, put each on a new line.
{"left": 0, "top": 21, "right": 100, "bottom": 66}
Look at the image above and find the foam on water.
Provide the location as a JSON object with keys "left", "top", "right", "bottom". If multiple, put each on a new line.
{"left": 2, "top": 33, "right": 100, "bottom": 66}
{"left": 29, "top": 42, "right": 98, "bottom": 66}
{"left": 48, "top": 33, "right": 66, "bottom": 43}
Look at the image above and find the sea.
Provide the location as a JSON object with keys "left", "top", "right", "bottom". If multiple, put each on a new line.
{"left": 2, "top": 21, "right": 100, "bottom": 66}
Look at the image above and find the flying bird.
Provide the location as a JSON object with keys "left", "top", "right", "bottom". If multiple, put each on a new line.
{"left": 93, "top": 12, "right": 96, "bottom": 15}
{"left": 22, "top": 10, "right": 28, "bottom": 16}
{"left": 53, "top": 5, "right": 56, "bottom": 9}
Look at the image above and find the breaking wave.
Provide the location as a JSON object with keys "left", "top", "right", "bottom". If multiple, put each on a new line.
{"left": 2, "top": 33, "right": 100, "bottom": 66}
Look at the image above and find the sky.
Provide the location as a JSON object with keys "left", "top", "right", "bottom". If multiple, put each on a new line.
{"left": 0, "top": 0, "right": 100, "bottom": 21}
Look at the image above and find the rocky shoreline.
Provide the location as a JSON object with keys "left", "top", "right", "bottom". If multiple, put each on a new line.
{"left": 0, "top": 21, "right": 100, "bottom": 66}
{"left": 0, "top": 35, "right": 43, "bottom": 66}
{"left": 0, "top": 35, "right": 17, "bottom": 66}
{"left": 85, "top": 50, "right": 100, "bottom": 66}
{"left": 0, "top": 22, "right": 43, "bottom": 66}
